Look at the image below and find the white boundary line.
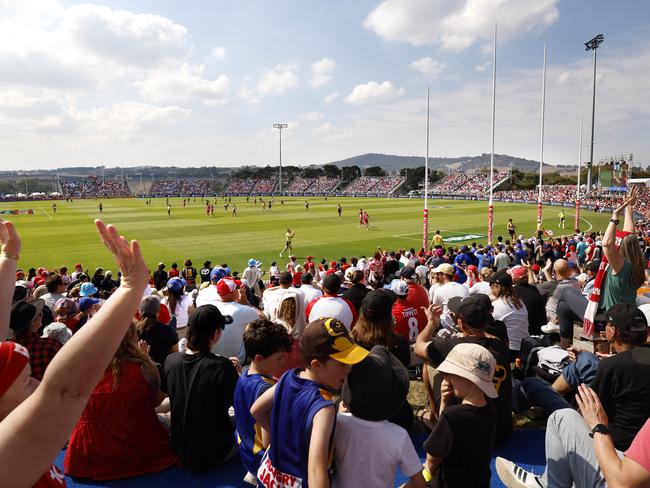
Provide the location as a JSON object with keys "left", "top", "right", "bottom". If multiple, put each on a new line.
{"left": 563, "top": 211, "right": 593, "bottom": 233}
{"left": 38, "top": 206, "right": 53, "bottom": 220}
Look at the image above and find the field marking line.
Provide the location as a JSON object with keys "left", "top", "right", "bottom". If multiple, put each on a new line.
{"left": 38, "top": 206, "right": 53, "bottom": 220}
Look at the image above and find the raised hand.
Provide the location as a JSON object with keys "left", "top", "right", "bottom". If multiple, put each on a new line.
{"left": 95, "top": 220, "right": 147, "bottom": 291}
{"left": 0, "top": 220, "right": 21, "bottom": 257}
{"left": 422, "top": 304, "right": 443, "bottom": 323}
{"left": 613, "top": 186, "right": 639, "bottom": 216}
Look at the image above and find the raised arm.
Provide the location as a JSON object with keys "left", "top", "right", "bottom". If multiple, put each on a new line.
{"left": 622, "top": 186, "right": 638, "bottom": 234}
{"left": 0, "top": 220, "right": 20, "bottom": 340}
{"left": 603, "top": 189, "right": 637, "bottom": 273}
{"left": 0, "top": 220, "right": 148, "bottom": 487}
{"left": 414, "top": 304, "right": 442, "bottom": 359}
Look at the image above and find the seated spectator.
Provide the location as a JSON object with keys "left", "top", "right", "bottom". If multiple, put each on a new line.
{"left": 40, "top": 275, "right": 65, "bottom": 312}
{"left": 497, "top": 385, "right": 650, "bottom": 488}
{"left": 430, "top": 263, "right": 469, "bottom": 331}
{"left": 305, "top": 274, "right": 357, "bottom": 330}
{"left": 415, "top": 296, "right": 512, "bottom": 447}
{"left": 333, "top": 345, "right": 425, "bottom": 488}
{"left": 211, "top": 278, "right": 263, "bottom": 364}
{"left": 9, "top": 299, "right": 61, "bottom": 380}
{"left": 234, "top": 319, "right": 292, "bottom": 484}
{"left": 297, "top": 272, "right": 323, "bottom": 305}
{"left": 163, "top": 305, "right": 239, "bottom": 471}
{"left": 392, "top": 268, "right": 429, "bottom": 343}
{"left": 99, "top": 270, "right": 117, "bottom": 293}
{"left": 423, "top": 343, "right": 498, "bottom": 487}
{"left": 489, "top": 270, "right": 529, "bottom": 358}
{"left": 136, "top": 295, "right": 179, "bottom": 376}
{"left": 342, "top": 269, "right": 369, "bottom": 313}
{"left": 351, "top": 288, "right": 412, "bottom": 429}
{"left": 162, "top": 277, "right": 194, "bottom": 335}
{"left": 53, "top": 297, "right": 80, "bottom": 332}
{"left": 64, "top": 324, "right": 177, "bottom": 479}
{"left": 511, "top": 265, "right": 546, "bottom": 335}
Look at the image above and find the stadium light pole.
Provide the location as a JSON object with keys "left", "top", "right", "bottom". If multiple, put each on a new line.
{"left": 422, "top": 86, "right": 430, "bottom": 252}
{"left": 487, "top": 23, "right": 497, "bottom": 246}
{"left": 273, "top": 123, "right": 288, "bottom": 195}
{"left": 585, "top": 34, "right": 604, "bottom": 195}
{"left": 575, "top": 120, "right": 583, "bottom": 232}
{"left": 537, "top": 42, "right": 547, "bottom": 224}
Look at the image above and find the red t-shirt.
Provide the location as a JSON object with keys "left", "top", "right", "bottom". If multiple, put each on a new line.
{"left": 168, "top": 269, "right": 180, "bottom": 278}
{"left": 392, "top": 283, "right": 430, "bottom": 343}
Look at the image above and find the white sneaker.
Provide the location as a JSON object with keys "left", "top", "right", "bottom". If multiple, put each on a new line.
{"left": 541, "top": 323, "right": 560, "bottom": 334}
{"left": 495, "top": 457, "right": 543, "bottom": 487}
{"left": 243, "top": 472, "right": 257, "bottom": 486}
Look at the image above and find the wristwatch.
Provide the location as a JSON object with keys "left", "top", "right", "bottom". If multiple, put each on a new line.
{"left": 610, "top": 218, "right": 619, "bottom": 225}
{"left": 589, "top": 423, "right": 610, "bottom": 438}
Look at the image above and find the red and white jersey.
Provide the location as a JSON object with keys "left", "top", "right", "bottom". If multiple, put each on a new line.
{"left": 392, "top": 282, "right": 430, "bottom": 343}
{"left": 305, "top": 295, "right": 357, "bottom": 330}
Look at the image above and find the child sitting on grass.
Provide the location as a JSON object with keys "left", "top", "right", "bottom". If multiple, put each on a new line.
{"left": 333, "top": 344, "right": 426, "bottom": 488}
{"left": 234, "top": 319, "right": 292, "bottom": 485}
{"left": 251, "top": 317, "right": 368, "bottom": 488}
{"left": 423, "top": 343, "right": 498, "bottom": 487}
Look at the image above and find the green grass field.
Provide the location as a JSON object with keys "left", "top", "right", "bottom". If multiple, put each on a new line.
{"left": 2, "top": 197, "right": 612, "bottom": 274}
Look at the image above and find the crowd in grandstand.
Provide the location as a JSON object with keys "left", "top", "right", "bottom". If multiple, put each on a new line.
{"left": 60, "top": 175, "right": 130, "bottom": 198}
{"left": 2, "top": 183, "right": 650, "bottom": 487}
{"left": 430, "top": 171, "right": 505, "bottom": 196}
{"left": 341, "top": 176, "right": 405, "bottom": 196}
{"left": 225, "top": 178, "right": 256, "bottom": 194}
{"left": 250, "top": 178, "right": 276, "bottom": 193}
{"left": 149, "top": 179, "right": 209, "bottom": 196}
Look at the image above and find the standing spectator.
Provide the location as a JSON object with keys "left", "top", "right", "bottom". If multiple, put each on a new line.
{"left": 168, "top": 263, "right": 180, "bottom": 278}
{"left": 163, "top": 305, "right": 239, "bottom": 471}
{"left": 199, "top": 260, "right": 212, "bottom": 285}
{"left": 162, "top": 277, "right": 194, "bottom": 335}
{"left": 243, "top": 259, "right": 263, "bottom": 298}
{"left": 494, "top": 247, "right": 511, "bottom": 271}
{"left": 181, "top": 259, "right": 198, "bottom": 291}
{"left": 153, "top": 263, "right": 168, "bottom": 291}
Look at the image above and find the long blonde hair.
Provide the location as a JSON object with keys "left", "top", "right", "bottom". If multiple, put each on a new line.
{"left": 110, "top": 323, "right": 159, "bottom": 389}
{"left": 620, "top": 234, "right": 646, "bottom": 288}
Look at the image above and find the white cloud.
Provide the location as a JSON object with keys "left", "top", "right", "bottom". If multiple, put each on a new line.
{"left": 309, "top": 57, "right": 335, "bottom": 87}
{"left": 345, "top": 81, "right": 404, "bottom": 104}
{"left": 475, "top": 61, "right": 492, "bottom": 72}
{"left": 211, "top": 46, "right": 226, "bottom": 60}
{"left": 312, "top": 122, "right": 352, "bottom": 141}
{"left": 299, "top": 111, "right": 325, "bottom": 122}
{"left": 257, "top": 64, "right": 299, "bottom": 95}
{"left": 408, "top": 57, "right": 445, "bottom": 77}
{"left": 364, "top": 0, "right": 559, "bottom": 50}
{"left": 136, "top": 63, "right": 229, "bottom": 102}
{"left": 324, "top": 91, "right": 340, "bottom": 103}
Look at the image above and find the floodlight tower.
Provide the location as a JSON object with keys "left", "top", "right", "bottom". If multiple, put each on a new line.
{"left": 273, "top": 123, "right": 288, "bottom": 194}
{"left": 585, "top": 33, "right": 604, "bottom": 195}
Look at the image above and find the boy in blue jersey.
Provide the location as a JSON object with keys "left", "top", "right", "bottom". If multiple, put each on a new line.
{"left": 234, "top": 319, "right": 293, "bottom": 485}
{"left": 251, "top": 317, "right": 369, "bottom": 488}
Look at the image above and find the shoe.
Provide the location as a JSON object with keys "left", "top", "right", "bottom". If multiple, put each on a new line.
{"left": 541, "top": 323, "right": 560, "bottom": 334}
{"left": 495, "top": 457, "right": 543, "bottom": 487}
{"left": 279, "top": 253, "right": 283, "bottom": 257}
{"left": 243, "top": 472, "right": 257, "bottom": 486}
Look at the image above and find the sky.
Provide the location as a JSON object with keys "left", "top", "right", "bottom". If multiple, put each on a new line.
{"left": 0, "top": 0, "right": 649, "bottom": 170}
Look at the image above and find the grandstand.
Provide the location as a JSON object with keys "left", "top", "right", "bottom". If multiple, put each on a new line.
{"left": 430, "top": 171, "right": 507, "bottom": 196}
{"left": 148, "top": 179, "right": 209, "bottom": 196}
{"left": 341, "top": 176, "right": 405, "bottom": 196}
{"left": 60, "top": 175, "right": 130, "bottom": 198}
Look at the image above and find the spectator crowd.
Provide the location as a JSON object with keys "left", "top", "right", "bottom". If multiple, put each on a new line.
{"left": 149, "top": 179, "right": 209, "bottom": 196}
{"left": 61, "top": 175, "right": 130, "bottom": 198}
{"left": 1, "top": 185, "right": 650, "bottom": 488}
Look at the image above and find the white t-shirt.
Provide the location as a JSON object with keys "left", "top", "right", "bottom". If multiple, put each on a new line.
{"left": 306, "top": 296, "right": 356, "bottom": 330}
{"left": 297, "top": 284, "right": 323, "bottom": 306}
{"left": 210, "top": 301, "right": 260, "bottom": 363}
{"left": 431, "top": 282, "right": 469, "bottom": 330}
{"left": 242, "top": 266, "right": 262, "bottom": 294}
{"left": 332, "top": 412, "right": 422, "bottom": 488}
{"left": 194, "top": 285, "right": 221, "bottom": 307}
{"left": 468, "top": 281, "right": 491, "bottom": 297}
{"left": 492, "top": 297, "right": 530, "bottom": 351}
{"left": 262, "top": 286, "right": 292, "bottom": 320}
{"left": 162, "top": 294, "right": 193, "bottom": 329}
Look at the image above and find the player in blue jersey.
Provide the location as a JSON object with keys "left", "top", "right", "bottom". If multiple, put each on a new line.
{"left": 251, "top": 318, "right": 369, "bottom": 488}
{"left": 234, "top": 319, "right": 293, "bottom": 485}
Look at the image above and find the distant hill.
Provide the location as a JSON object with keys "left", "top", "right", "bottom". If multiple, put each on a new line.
{"left": 327, "top": 153, "right": 576, "bottom": 173}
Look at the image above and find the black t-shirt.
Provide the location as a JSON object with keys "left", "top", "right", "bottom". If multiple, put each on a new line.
{"left": 138, "top": 322, "right": 179, "bottom": 375}
{"left": 591, "top": 344, "right": 650, "bottom": 451}
{"left": 423, "top": 403, "right": 496, "bottom": 487}
{"left": 163, "top": 351, "right": 238, "bottom": 471}
{"left": 199, "top": 267, "right": 212, "bottom": 283}
{"left": 182, "top": 267, "right": 197, "bottom": 285}
{"left": 342, "top": 284, "right": 370, "bottom": 313}
{"left": 514, "top": 283, "right": 546, "bottom": 335}
{"left": 426, "top": 335, "right": 512, "bottom": 446}
{"left": 153, "top": 269, "right": 168, "bottom": 290}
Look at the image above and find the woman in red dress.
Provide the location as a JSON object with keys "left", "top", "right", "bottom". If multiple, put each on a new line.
{"left": 64, "top": 324, "right": 177, "bottom": 480}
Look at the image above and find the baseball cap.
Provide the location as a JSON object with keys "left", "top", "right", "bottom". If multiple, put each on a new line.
{"left": 398, "top": 267, "right": 416, "bottom": 280}
{"left": 301, "top": 317, "right": 369, "bottom": 365}
{"left": 10, "top": 299, "right": 45, "bottom": 337}
{"left": 389, "top": 279, "right": 409, "bottom": 297}
{"left": 79, "top": 297, "right": 99, "bottom": 312}
{"left": 437, "top": 343, "right": 498, "bottom": 398}
{"left": 188, "top": 304, "right": 233, "bottom": 331}
{"left": 488, "top": 270, "right": 513, "bottom": 287}
{"left": 595, "top": 303, "right": 648, "bottom": 333}
{"left": 79, "top": 282, "right": 98, "bottom": 297}
{"left": 13, "top": 285, "right": 28, "bottom": 303}
{"left": 54, "top": 298, "right": 79, "bottom": 318}
{"left": 340, "top": 345, "right": 409, "bottom": 421}
{"left": 216, "top": 278, "right": 238, "bottom": 297}
{"left": 0, "top": 342, "right": 30, "bottom": 398}
{"left": 210, "top": 267, "right": 227, "bottom": 283}
{"left": 167, "top": 277, "right": 186, "bottom": 292}
{"left": 448, "top": 296, "right": 488, "bottom": 329}
{"left": 361, "top": 289, "right": 396, "bottom": 321}
{"left": 432, "top": 263, "right": 455, "bottom": 275}
{"left": 510, "top": 266, "right": 527, "bottom": 281}
{"left": 322, "top": 274, "right": 341, "bottom": 294}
